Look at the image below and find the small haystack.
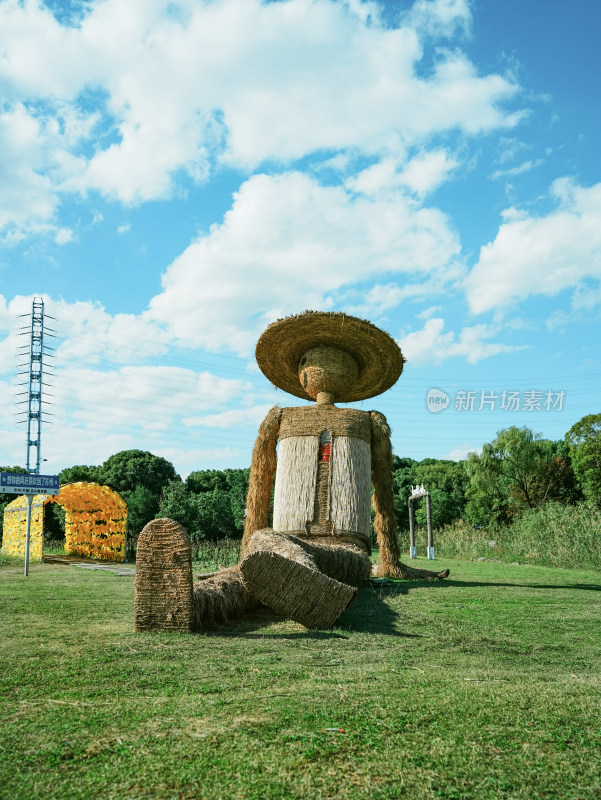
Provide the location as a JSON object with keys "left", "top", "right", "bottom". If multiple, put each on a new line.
{"left": 134, "top": 518, "right": 194, "bottom": 632}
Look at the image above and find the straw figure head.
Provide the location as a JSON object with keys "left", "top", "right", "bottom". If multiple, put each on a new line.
{"left": 298, "top": 345, "right": 359, "bottom": 404}
{"left": 255, "top": 310, "right": 404, "bottom": 403}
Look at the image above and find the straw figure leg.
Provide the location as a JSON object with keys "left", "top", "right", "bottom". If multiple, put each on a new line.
{"left": 370, "top": 411, "right": 450, "bottom": 581}
{"left": 240, "top": 530, "right": 362, "bottom": 629}
{"left": 188, "top": 405, "right": 284, "bottom": 629}
{"left": 192, "top": 567, "right": 257, "bottom": 628}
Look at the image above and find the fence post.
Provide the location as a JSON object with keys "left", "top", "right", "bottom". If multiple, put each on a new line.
{"left": 426, "top": 493, "right": 435, "bottom": 559}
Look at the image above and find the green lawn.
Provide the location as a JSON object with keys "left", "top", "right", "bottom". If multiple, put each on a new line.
{"left": 1, "top": 557, "right": 600, "bottom": 799}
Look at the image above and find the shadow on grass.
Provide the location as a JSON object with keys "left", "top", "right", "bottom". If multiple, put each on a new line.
{"left": 196, "top": 577, "right": 601, "bottom": 639}
{"left": 386, "top": 578, "right": 601, "bottom": 592}
{"left": 203, "top": 582, "right": 423, "bottom": 638}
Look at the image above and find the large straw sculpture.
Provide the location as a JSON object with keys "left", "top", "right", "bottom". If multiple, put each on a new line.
{"left": 135, "top": 310, "right": 448, "bottom": 633}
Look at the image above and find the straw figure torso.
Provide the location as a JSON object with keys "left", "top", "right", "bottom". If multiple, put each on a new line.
{"left": 134, "top": 312, "right": 449, "bottom": 633}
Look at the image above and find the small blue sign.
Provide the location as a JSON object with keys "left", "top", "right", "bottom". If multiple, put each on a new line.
{"left": 0, "top": 472, "right": 60, "bottom": 495}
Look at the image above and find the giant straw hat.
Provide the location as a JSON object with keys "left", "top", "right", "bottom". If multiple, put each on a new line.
{"left": 255, "top": 310, "right": 404, "bottom": 402}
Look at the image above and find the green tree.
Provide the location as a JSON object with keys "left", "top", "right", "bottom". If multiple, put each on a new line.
{"left": 412, "top": 459, "right": 467, "bottom": 530}
{"left": 465, "top": 427, "right": 575, "bottom": 525}
{"left": 565, "top": 413, "right": 601, "bottom": 508}
{"left": 186, "top": 469, "right": 228, "bottom": 494}
{"left": 186, "top": 468, "right": 249, "bottom": 537}
{"left": 391, "top": 458, "right": 417, "bottom": 534}
{"left": 97, "top": 451, "right": 179, "bottom": 549}
{"left": 223, "top": 468, "right": 250, "bottom": 532}
{"left": 124, "top": 485, "right": 160, "bottom": 548}
{"left": 99, "top": 450, "right": 179, "bottom": 496}
{"left": 59, "top": 465, "right": 101, "bottom": 485}
{"left": 196, "top": 488, "right": 237, "bottom": 540}
{"left": 157, "top": 481, "right": 199, "bottom": 534}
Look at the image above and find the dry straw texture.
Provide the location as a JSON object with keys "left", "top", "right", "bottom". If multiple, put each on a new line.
{"left": 193, "top": 567, "right": 256, "bottom": 628}
{"left": 255, "top": 310, "right": 404, "bottom": 402}
{"left": 370, "top": 410, "right": 401, "bottom": 574}
{"left": 272, "top": 436, "right": 317, "bottom": 532}
{"left": 330, "top": 436, "right": 371, "bottom": 539}
{"left": 273, "top": 405, "right": 372, "bottom": 549}
{"left": 240, "top": 550, "right": 357, "bottom": 630}
{"left": 279, "top": 405, "right": 370, "bottom": 441}
{"left": 134, "top": 518, "right": 194, "bottom": 632}
{"left": 305, "top": 536, "right": 371, "bottom": 585}
{"left": 240, "top": 530, "right": 368, "bottom": 628}
{"left": 241, "top": 405, "right": 281, "bottom": 557}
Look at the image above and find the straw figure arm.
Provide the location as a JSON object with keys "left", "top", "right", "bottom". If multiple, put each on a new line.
{"left": 241, "top": 405, "right": 282, "bottom": 558}
{"left": 370, "top": 411, "right": 449, "bottom": 581}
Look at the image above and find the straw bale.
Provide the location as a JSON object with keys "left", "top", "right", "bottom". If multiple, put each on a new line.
{"left": 134, "top": 518, "right": 194, "bottom": 632}
{"left": 240, "top": 543, "right": 357, "bottom": 629}
{"left": 369, "top": 412, "right": 449, "bottom": 581}
{"left": 330, "top": 436, "right": 371, "bottom": 536}
{"left": 255, "top": 311, "right": 404, "bottom": 402}
{"left": 305, "top": 536, "right": 371, "bottom": 585}
{"left": 270, "top": 405, "right": 373, "bottom": 549}
{"left": 192, "top": 567, "right": 257, "bottom": 628}
{"left": 245, "top": 529, "right": 318, "bottom": 569}
{"left": 279, "top": 405, "right": 371, "bottom": 442}
{"left": 241, "top": 405, "right": 282, "bottom": 557}
{"left": 298, "top": 345, "right": 359, "bottom": 401}
{"left": 273, "top": 436, "right": 317, "bottom": 532}
{"left": 240, "top": 529, "right": 369, "bottom": 627}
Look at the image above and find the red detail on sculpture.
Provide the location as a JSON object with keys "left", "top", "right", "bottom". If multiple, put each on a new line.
{"left": 319, "top": 443, "right": 331, "bottom": 462}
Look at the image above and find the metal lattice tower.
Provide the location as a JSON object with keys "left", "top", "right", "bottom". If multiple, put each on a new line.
{"left": 15, "top": 298, "right": 56, "bottom": 474}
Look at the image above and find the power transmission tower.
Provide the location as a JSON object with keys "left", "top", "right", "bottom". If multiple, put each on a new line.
{"left": 15, "top": 298, "right": 56, "bottom": 474}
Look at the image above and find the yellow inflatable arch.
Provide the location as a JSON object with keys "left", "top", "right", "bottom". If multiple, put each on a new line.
{"left": 1, "top": 482, "right": 127, "bottom": 563}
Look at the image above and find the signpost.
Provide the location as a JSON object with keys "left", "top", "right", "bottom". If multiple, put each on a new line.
{"left": 1, "top": 472, "right": 60, "bottom": 576}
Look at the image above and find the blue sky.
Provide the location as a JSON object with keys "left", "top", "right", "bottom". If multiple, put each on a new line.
{"left": 1, "top": 0, "right": 600, "bottom": 478}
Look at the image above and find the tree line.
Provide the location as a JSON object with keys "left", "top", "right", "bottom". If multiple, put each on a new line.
{"left": 1, "top": 412, "right": 600, "bottom": 550}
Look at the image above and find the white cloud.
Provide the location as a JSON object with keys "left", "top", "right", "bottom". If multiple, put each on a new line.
{"left": 183, "top": 404, "right": 275, "bottom": 429}
{"left": 0, "top": 0, "right": 522, "bottom": 231}
{"left": 490, "top": 158, "right": 543, "bottom": 180}
{"left": 440, "top": 443, "right": 481, "bottom": 461}
{"left": 51, "top": 300, "right": 172, "bottom": 365}
{"left": 117, "top": 222, "right": 131, "bottom": 234}
{"left": 348, "top": 150, "right": 459, "bottom": 196}
{"left": 147, "top": 171, "right": 462, "bottom": 354}
{"left": 466, "top": 178, "right": 601, "bottom": 314}
{"left": 54, "top": 227, "right": 74, "bottom": 244}
{"left": 404, "top": 0, "right": 472, "bottom": 39}
{"left": 0, "top": 104, "right": 60, "bottom": 236}
{"left": 53, "top": 364, "right": 249, "bottom": 429}
{"left": 399, "top": 316, "right": 526, "bottom": 365}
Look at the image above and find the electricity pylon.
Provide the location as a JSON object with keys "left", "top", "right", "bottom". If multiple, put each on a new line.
{"left": 15, "top": 298, "right": 56, "bottom": 474}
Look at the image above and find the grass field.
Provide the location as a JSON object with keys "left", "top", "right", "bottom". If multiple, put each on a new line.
{"left": 1, "top": 556, "right": 600, "bottom": 800}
